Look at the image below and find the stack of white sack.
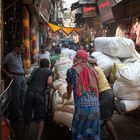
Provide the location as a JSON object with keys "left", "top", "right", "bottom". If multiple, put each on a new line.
{"left": 113, "top": 62, "right": 140, "bottom": 112}
{"left": 94, "top": 36, "right": 140, "bottom": 65}
{"left": 55, "top": 55, "right": 73, "bottom": 79}
{"left": 53, "top": 79, "right": 74, "bottom": 128}
{"left": 94, "top": 37, "right": 135, "bottom": 58}
{"left": 120, "top": 50, "right": 140, "bottom": 64}
{"left": 94, "top": 37, "right": 140, "bottom": 111}
{"left": 91, "top": 51, "right": 121, "bottom": 77}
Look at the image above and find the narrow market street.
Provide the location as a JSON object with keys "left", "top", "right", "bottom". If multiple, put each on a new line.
{"left": 1, "top": 0, "right": 140, "bottom": 140}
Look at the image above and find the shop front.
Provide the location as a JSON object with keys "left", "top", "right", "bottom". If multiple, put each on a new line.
{"left": 112, "top": 0, "right": 140, "bottom": 52}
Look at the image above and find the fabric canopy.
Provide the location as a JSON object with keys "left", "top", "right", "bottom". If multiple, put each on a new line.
{"left": 47, "top": 22, "right": 81, "bottom": 35}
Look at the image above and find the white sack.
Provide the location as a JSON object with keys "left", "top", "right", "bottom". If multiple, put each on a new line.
{"left": 58, "top": 83, "right": 67, "bottom": 97}
{"left": 116, "top": 62, "right": 140, "bottom": 86}
{"left": 120, "top": 56, "right": 137, "bottom": 63}
{"left": 121, "top": 100, "right": 140, "bottom": 112}
{"left": 53, "top": 79, "right": 66, "bottom": 88}
{"left": 53, "top": 91, "right": 74, "bottom": 112}
{"left": 55, "top": 56, "right": 73, "bottom": 79}
{"left": 120, "top": 50, "right": 140, "bottom": 63}
{"left": 52, "top": 91, "right": 63, "bottom": 109}
{"left": 53, "top": 111, "right": 73, "bottom": 128}
{"left": 95, "top": 37, "right": 135, "bottom": 58}
{"left": 54, "top": 105, "right": 75, "bottom": 114}
{"left": 54, "top": 79, "right": 71, "bottom": 99}
{"left": 91, "top": 51, "right": 121, "bottom": 76}
{"left": 113, "top": 81, "right": 140, "bottom": 100}
{"left": 62, "top": 95, "right": 74, "bottom": 105}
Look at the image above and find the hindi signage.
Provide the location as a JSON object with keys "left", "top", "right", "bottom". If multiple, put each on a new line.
{"left": 83, "top": 6, "right": 97, "bottom": 17}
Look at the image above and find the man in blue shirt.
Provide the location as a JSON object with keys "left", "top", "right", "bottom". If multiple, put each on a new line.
{"left": 2, "top": 41, "right": 27, "bottom": 120}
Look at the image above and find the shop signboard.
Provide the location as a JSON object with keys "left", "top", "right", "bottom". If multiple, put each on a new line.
{"left": 98, "top": 0, "right": 114, "bottom": 23}
{"left": 82, "top": 6, "right": 97, "bottom": 18}
{"left": 79, "top": 0, "right": 96, "bottom": 4}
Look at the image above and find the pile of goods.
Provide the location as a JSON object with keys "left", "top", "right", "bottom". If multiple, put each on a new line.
{"left": 54, "top": 55, "right": 73, "bottom": 79}
{"left": 52, "top": 56, "right": 74, "bottom": 128}
{"left": 92, "top": 37, "right": 140, "bottom": 112}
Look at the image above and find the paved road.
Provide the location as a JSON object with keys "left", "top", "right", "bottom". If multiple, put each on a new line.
{"left": 11, "top": 111, "right": 140, "bottom": 140}
{"left": 112, "top": 112, "right": 140, "bottom": 140}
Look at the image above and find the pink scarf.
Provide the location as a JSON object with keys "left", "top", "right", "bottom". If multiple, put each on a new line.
{"left": 72, "top": 50, "right": 99, "bottom": 96}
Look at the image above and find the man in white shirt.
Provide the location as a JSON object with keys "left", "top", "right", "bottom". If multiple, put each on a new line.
{"left": 61, "top": 43, "right": 76, "bottom": 60}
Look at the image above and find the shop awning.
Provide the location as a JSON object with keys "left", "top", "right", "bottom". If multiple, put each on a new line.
{"left": 47, "top": 22, "right": 81, "bottom": 35}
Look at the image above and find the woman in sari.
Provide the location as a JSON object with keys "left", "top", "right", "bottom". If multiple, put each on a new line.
{"left": 65, "top": 50, "right": 100, "bottom": 140}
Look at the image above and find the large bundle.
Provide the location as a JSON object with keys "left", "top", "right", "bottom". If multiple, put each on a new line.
{"left": 55, "top": 55, "right": 73, "bottom": 79}
{"left": 120, "top": 50, "right": 140, "bottom": 64}
{"left": 53, "top": 55, "right": 74, "bottom": 128}
{"left": 115, "top": 62, "right": 140, "bottom": 86}
{"left": 113, "top": 81, "right": 140, "bottom": 100}
{"left": 113, "top": 62, "right": 140, "bottom": 111}
{"left": 91, "top": 51, "right": 121, "bottom": 76}
{"left": 95, "top": 37, "right": 135, "bottom": 58}
{"left": 120, "top": 55, "right": 137, "bottom": 63}
{"left": 120, "top": 100, "right": 140, "bottom": 112}
{"left": 52, "top": 82, "right": 74, "bottom": 128}
{"left": 53, "top": 91, "right": 74, "bottom": 128}
{"left": 53, "top": 111, "right": 73, "bottom": 128}
{"left": 52, "top": 89, "right": 74, "bottom": 107}
{"left": 54, "top": 104, "right": 75, "bottom": 114}
{"left": 53, "top": 79, "right": 67, "bottom": 97}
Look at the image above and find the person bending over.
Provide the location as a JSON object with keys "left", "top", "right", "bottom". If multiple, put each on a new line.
{"left": 23, "top": 59, "right": 56, "bottom": 140}
{"left": 89, "top": 57, "right": 118, "bottom": 140}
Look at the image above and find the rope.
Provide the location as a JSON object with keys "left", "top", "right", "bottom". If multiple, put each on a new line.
{"left": 0, "top": 79, "right": 15, "bottom": 140}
